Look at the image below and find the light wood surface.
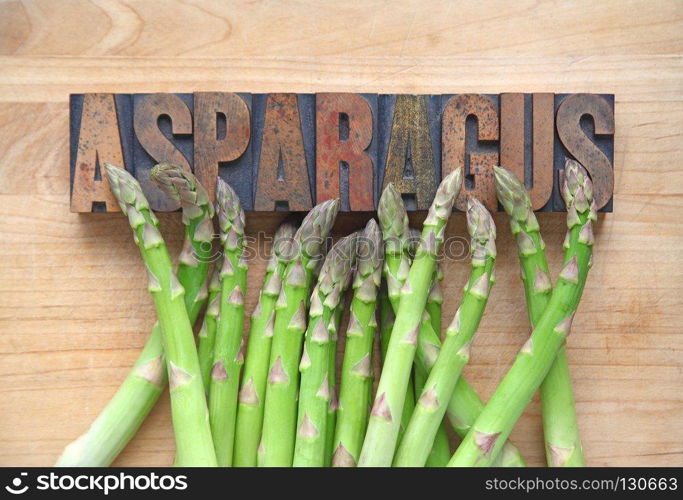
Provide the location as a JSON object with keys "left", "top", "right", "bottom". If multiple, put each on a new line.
{"left": 0, "top": 0, "right": 681, "bottom": 467}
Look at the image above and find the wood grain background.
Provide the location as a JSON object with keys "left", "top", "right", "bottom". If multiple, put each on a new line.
{"left": 0, "top": 0, "right": 681, "bottom": 467}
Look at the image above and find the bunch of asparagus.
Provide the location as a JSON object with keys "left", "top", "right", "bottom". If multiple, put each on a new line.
{"left": 57, "top": 158, "right": 595, "bottom": 467}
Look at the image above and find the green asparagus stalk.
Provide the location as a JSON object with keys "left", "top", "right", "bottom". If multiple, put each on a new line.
{"left": 395, "top": 198, "right": 496, "bottom": 466}
{"left": 494, "top": 166, "right": 585, "bottom": 467}
{"left": 378, "top": 281, "right": 394, "bottom": 362}
{"left": 324, "top": 303, "right": 347, "bottom": 466}
{"left": 375, "top": 185, "right": 418, "bottom": 443}
{"left": 417, "top": 261, "right": 451, "bottom": 467}
{"left": 56, "top": 163, "right": 214, "bottom": 467}
{"left": 198, "top": 260, "right": 222, "bottom": 392}
{"left": 378, "top": 189, "right": 453, "bottom": 466}
{"left": 359, "top": 169, "right": 462, "bottom": 467}
{"left": 233, "top": 222, "right": 297, "bottom": 466}
{"left": 259, "top": 199, "right": 341, "bottom": 466}
{"left": 208, "top": 179, "right": 248, "bottom": 466}
{"left": 417, "top": 276, "right": 527, "bottom": 468}
{"left": 448, "top": 159, "right": 596, "bottom": 467}
{"left": 294, "top": 233, "right": 358, "bottom": 466}
{"left": 154, "top": 164, "right": 218, "bottom": 396}
{"left": 426, "top": 263, "right": 444, "bottom": 336}
{"left": 104, "top": 164, "right": 216, "bottom": 466}
{"left": 445, "top": 379, "right": 525, "bottom": 467}
{"left": 412, "top": 321, "right": 451, "bottom": 467}
{"left": 331, "top": 220, "right": 383, "bottom": 466}
{"left": 407, "top": 231, "right": 450, "bottom": 467}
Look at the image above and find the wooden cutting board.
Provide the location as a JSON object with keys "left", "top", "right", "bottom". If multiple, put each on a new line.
{"left": 0, "top": 0, "right": 681, "bottom": 467}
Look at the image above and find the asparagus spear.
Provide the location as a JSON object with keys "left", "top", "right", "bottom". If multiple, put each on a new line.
{"left": 208, "top": 179, "right": 248, "bottom": 466}
{"left": 294, "top": 233, "right": 358, "bottom": 466}
{"left": 412, "top": 321, "right": 451, "bottom": 467}
{"left": 105, "top": 164, "right": 216, "bottom": 466}
{"left": 233, "top": 222, "right": 297, "bottom": 466}
{"left": 198, "top": 260, "right": 222, "bottom": 392}
{"left": 56, "top": 163, "right": 214, "bottom": 467}
{"left": 426, "top": 262, "right": 444, "bottom": 336}
{"left": 378, "top": 189, "right": 452, "bottom": 466}
{"left": 324, "top": 300, "right": 347, "bottom": 466}
{"left": 331, "top": 220, "right": 383, "bottom": 466}
{"left": 413, "top": 244, "right": 452, "bottom": 467}
{"left": 375, "top": 185, "right": 418, "bottom": 443}
{"left": 155, "top": 164, "right": 219, "bottom": 396}
{"left": 377, "top": 281, "right": 394, "bottom": 362}
{"left": 417, "top": 268, "right": 451, "bottom": 467}
{"left": 494, "top": 166, "right": 585, "bottom": 467}
{"left": 359, "top": 169, "right": 462, "bottom": 467}
{"left": 259, "top": 199, "right": 340, "bottom": 466}
{"left": 395, "top": 198, "right": 497, "bottom": 466}
{"left": 406, "top": 227, "right": 448, "bottom": 466}
{"left": 448, "top": 159, "right": 596, "bottom": 467}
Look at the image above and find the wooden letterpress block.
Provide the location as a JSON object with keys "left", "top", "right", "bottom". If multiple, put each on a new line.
{"left": 252, "top": 93, "right": 314, "bottom": 211}
{"left": 378, "top": 94, "right": 440, "bottom": 210}
{"left": 133, "top": 93, "right": 194, "bottom": 212}
{"left": 554, "top": 93, "right": 615, "bottom": 211}
{"left": 194, "top": 92, "right": 252, "bottom": 208}
{"left": 316, "top": 93, "right": 377, "bottom": 211}
{"left": 441, "top": 94, "right": 499, "bottom": 212}
{"left": 500, "top": 93, "right": 554, "bottom": 211}
{"left": 70, "top": 94, "right": 133, "bottom": 212}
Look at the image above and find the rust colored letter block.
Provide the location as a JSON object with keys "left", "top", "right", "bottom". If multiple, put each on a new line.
{"left": 253, "top": 94, "right": 313, "bottom": 211}
{"left": 70, "top": 94, "right": 129, "bottom": 212}
{"left": 500, "top": 93, "right": 554, "bottom": 211}
{"left": 68, "top": 92, "right": 616, "bottom": 214}
{"left": 442, "top": 94, "right": 499, "bottom": 212}
{"left": 379, "top": 95, "right": 439, "bottom": 210}
{"left": 556, "top": 93, "right": 615, "bottom": 210}
{"left": 194, "top": 92, "right": 251, "bottom": 207}
{"left": 316, "top": 93, "right": 376, "bottom": 211}
{"left": 133, "top": 93, "right": 193, "bottom": 211}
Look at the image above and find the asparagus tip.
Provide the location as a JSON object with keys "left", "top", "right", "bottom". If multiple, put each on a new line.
{"left": 562, "top": 159, "right": 594, "bottom": 210}
{"left": 467, "top": 197, "right": 497, "bottom": 262}
{"left": 103, "top": 162, "right": 124, "bottom": 182}
{"left": 467, "top": 197, "right": 496, "bottom": 241}
{"left": 151, "top": 163, "right": 213, "bottom": 218}
{"left": 357, "top": 219, "right": 383, "bottom": 276}
{"left": 216, "top": 178, "right": 245, "bottom": 239}
{"left": 295, "top": 198, "right": 341, "bottom": 258}
{"left": 493, "top": 166, "right": 532, "bottom": 221}
{"left": 425, "top": 167, "right": 463, "bottom": 224}
{"left": 319, "top": 232, "right": 358, "bottom": 293}
{"left": 272, "top": 221, "right": 298, "bottom": 262}
{"left": 377, "top": 183, "right": 409, "bottom": 248}
{"left": 104, "top": 164, "right": 151, "bottom": 214}
{"left": 437, "top": 167, "right": 463, "bottom": 203}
